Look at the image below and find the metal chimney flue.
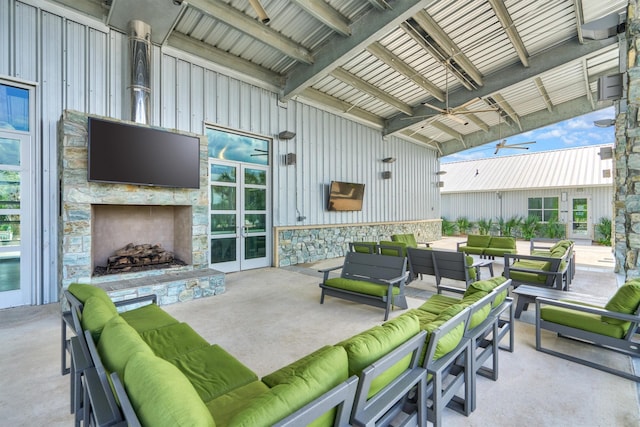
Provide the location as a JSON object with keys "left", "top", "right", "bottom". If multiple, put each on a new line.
{"left": 128, "top": 20, "right": 151, "bottom": 124}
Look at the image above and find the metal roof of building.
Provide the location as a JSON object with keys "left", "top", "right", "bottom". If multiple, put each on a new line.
{"left": 53, "top": 0, "right": 625, "bottom": 157}
{"left": 439, "top": 144, "right": 614, "bottom": 193}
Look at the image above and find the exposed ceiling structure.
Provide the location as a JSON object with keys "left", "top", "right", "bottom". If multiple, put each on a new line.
{"left": 52, "top": 0, "right": 624, "bottom": 157}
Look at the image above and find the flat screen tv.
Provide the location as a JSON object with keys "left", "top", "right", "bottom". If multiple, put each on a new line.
{"left": 88, "top": 117, "right": 200, "bottom": 189}
{"left": 328, "top": 181, "right": 365, "bottom": 211}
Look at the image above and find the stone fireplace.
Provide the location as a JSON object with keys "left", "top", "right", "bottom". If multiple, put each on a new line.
{"left": 59, "top": 110, "right": 224, "bottom": 304}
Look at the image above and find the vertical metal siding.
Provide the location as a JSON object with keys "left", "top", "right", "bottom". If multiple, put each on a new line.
{"left": 176, "top": 59, "right": 191, "bottom": 130}
{"left": 0, "top": 0, "right": 10, "bottom": 76}
{"left": 87, "top": 28, "right": 107, "bottom": 116}
{"left": 14, "top": 2, "right": 37, "bottom": 81}
{"left": 65, "top": 21, "right": 86, "bottom": 111}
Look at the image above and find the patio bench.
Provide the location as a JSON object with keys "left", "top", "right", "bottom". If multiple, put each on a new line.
{"left": 319, "top": 251, "right": 409, "bottom": 320}
{"left": 457, "top": 235, "right": 517, "bottom": 259}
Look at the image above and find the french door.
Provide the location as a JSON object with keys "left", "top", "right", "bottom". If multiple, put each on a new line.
{"left": 0, "top": 131, "right": 31, "bottom": 308}
{"left": 209, "top": 160, "right": 270, "bottom": 272}
{"left": 569, "top": 197, "right": 591, "bottom": 240}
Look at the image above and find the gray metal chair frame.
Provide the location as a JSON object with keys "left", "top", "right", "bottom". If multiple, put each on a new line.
{"left": 406, "top": 247, "right": 435, "bottom": 282}
{"left": 535, "top": 297, "right": 640, "bottom": 382}
{"left": 431, "top": 250, "right": 476, "bottom": 293}
{"left": 422, "top": 307, "right": 473, "bottom": 427}
{"left": 349, "top": 241, "right": 377, "bottom": 254}
{"left": 351, "top": 330, "right": 428, "bottom": 427}
{"left": 274, "top": 376, "right": 359, "bottom": 427}
{"left": 319, "top": 251, "right": 409, "bottom": 321}
{"left": 504, "top": 250, "right": 572, "bottom": 291}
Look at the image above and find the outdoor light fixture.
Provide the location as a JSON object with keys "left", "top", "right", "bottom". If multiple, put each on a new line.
{"left": 382, "top": 157, "right": 396, "bottom": 163}
{"left": 278, "top": 131, "right": 296, "bottom": 140}
{"left": 248, "top": 0, "right": 270, "bottom": 24}
{"left": 435, "top": 170, "right": 447, "bottom": 175}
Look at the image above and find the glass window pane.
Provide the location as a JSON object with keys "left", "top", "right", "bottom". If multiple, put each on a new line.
{"left": 0, "top": 214, "right": 20, "bottom": 247}
{"left": 0, "top": 138, "right": 20, "bottom": 166}
{"left": 0, "top": 84, "right": 29, "bottom": 131}
{"left": 245, "top": 188, "right": 266, "bottom": 211}
{"left": 210, "top": 164, "right": 236, "bottom": 183}
{"left": 543, "top": 210, "right": 558, "bottom": 221}
{"left": 245, "top": 236, "right": 266, "bottom": 259}
{"left": 245, "top": 168, "right": 266, "bottom": 185}
{"left": 211, "top": 238, "right": 236, "bottom": 263}
{"left": 528, "top": 210, "right": 542, "bottom": 221}
{"left": 245, "top": 214, "right": 266, "bottom": 232}
{"left": 206, "top": 127, "right": 269, "bottom": 165}
{"left": 211, "top": 214, "right": 236, "bottom": 235}
{"left": 544, "top": 197, "right": 558, "bottom": 209}
{"left": 0, "top": 170, "right": 20, "bottom": 209}
{"left": 528, "top": 198, "right": 542, "bottom": 209}
{"left": 211, "top": 186, "right": 236, "bottom": 210}
{"left": 0, "top": 257, "right": 20, "bottom": 292}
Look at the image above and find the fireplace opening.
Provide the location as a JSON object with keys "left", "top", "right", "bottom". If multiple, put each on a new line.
{"left": 91, "top": 204, "right": 193, "bottom": 276}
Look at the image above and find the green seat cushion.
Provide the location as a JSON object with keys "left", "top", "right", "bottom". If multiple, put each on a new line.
{"left": 465, "top": 255, "right": 477, "bottom": 280}
{"left": 140, "top": 322, "right": 210, "bottom": 360}
{"left": 466, "top": 235, "right": 491, "bottom": 247}
{"left": 419, "top": 294, "right": 460, "bottom": 315}
{"left": 120, "top": 304, "right": 179, "bottom": 333}
{"left": 484, "top": 247, "right": 517, "bottom": 256}
{"left": 509, "top": 260, "right": 552, "bottom": 284}
{"left": 379, "top": 241, "right": 407, "bottom": 257}
{"left": 391, "top": 234, "right": 418, "bottom": 248}
{"left": 68, "top": 283, "right": 113, "bottom": 306}
{"left": 404, "top": 308, "right": 438, "bottom": 327}
{"left": 464, "top": 279, "right": 498, "bottom": 297}
{"left": 97, "top": 315, "right": 154, "bottom": 381}
{"left": 262, "top": 346, "right": 348, "bottom": 388}
{"left": 456, "top": 245, "right": 485, "bottom": 255}
{"left": 170, "top": 345, "right": 259, "bottom": 402}
{"left": 541, "top": 304, "right": 628, "bottom": 339}
{"left": 323, "top": 278, "right": 400, "bottom": 298}
{"left": 124, "top": 352, "right": 215, "bottom": 427}
{"left": 531, "top": 250, "right": 552, "bottom": 256}
{"left": 205, "top": 381, "right": 270, "bottom": 426}
{"left": 80, "top": 296, "right": 118, "bottom": 341}
{"left": 488, "top": 237, "right": 516, "bottom": 249}
{"left": 602, "top": 281, "right": 640, "bottom": 325}
{"left": 550, "top": 240, "right": 572, "bottom": 251}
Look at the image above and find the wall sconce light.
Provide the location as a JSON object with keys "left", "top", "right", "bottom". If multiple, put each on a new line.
{"left": 435, "top": 170, "right": 447, "bottom": 175}
{"left": 382, "top": 171, "right": 392, "bottom": 179}
{"left": 278, "top": 131, "right": 296, "bottom": 140}
{"left": 435, "top": 181, "right": 444, "bottom": 187}
{"left": 382, "top": 157, "right": 396, "bottom": 163}
{"left": 284, "top": 153, "right": 296, "bottom": 166}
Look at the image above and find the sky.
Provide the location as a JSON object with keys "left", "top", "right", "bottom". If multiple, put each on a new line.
{"left": 441, "top": 106, "right": 616, "bottom": 163}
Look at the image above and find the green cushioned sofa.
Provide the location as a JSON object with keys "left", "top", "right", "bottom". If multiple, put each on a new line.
{"left": 504, "top": 239, "right": 574, "bottom": 290}
{"left": 456, "top": 235, "right": 517, "bottom": 259}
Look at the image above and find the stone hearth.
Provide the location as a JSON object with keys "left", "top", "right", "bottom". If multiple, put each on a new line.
{"left": 58, "top": 110, "right": 224, "bottom": 304}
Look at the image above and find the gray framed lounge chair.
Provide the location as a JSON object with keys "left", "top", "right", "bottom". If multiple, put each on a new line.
{"left": 535, "top": 280, "right": 640, "bottom": 382}
{"left": 349, "top": 241, "right": 377, "bottom": 254}
{"left": 431, "top": 250, "right": 477, "bottom": 293}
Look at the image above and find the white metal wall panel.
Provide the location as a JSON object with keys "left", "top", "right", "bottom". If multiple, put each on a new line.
{"left": 14, "top": 2, "right": 37, "bottom": 82}
{"left": 0, "top": 0, "right": 10, "bottom": 76}
{"left": 87, "top": 28, "right": 107, "bottom": 116}
{"left": 109, "top": 31, "right": 127, "bottom": 120}
{"left": 65, "top": 21, "right": 87, "bottom": 112}
{"left": 161, "top": 54, "right": 177, "bottom": 129}
{"left": 190, "top": 64, "right": 205, "bottom": 134}
{"left": 176, "top": 59, "right": 191, "bottom": 131}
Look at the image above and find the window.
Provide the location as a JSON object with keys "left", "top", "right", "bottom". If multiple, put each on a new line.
{"left": 528, "top": 197, "right": 559, "bottom": 221}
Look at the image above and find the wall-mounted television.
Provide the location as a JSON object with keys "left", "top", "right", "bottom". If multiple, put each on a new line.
{"left": 328, "top": 181, "right": 365, "bottom": 211}
{"left": 88, "top": 117, "right": 200, "bottom": 189}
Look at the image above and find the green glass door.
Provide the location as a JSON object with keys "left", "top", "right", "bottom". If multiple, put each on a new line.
{"left": 570, "top": 197, "right": 590, "bottom": 239}
{"left": 209, "top": 161, "right": 270, "bottom": 272}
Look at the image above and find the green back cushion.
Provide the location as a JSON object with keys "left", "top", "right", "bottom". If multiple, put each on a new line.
{"left": 423, "top": 304, "right": 466, "bottom": 361}
{"left": 541, "top": 304, "right": 628, "bottom": 339}
{"left": 140, "top": 322, "right": 209, "bottom": 360}
{"left": 80, "top": 296, "right": 118, "bottom": 341}
{"left": 550, "top": 240, "right": 572, "bottom": 251}
{"left": 124, "top": 352, "right": 215, "bottom": 427}
{"left": 603, "top": 281, "right": 640, "bottom": 325}
{"left": 351, "top": 242, "right": 377, "bottom": 253}
{"left": 120, "top": 303, "right": 179, "bottom": 333}
{"left": 68, "top": 283, "right": 112, "bottom": 305}
{"left": 379, "top": 241, "right": 407, "bottom": 257}
{"left": 97, "top": 315, "right": 153, "bottom": 380}
{"left": 488, "top": 237, "right": 515, "bottom": 249}
{"left": 323, "top": 278, "right": 400, "bottom": 298}
{"left": 464, "top": 279, "right": 498, "bottom": 297}
{"left": 466, "top": 235, "right": 491, "bottom": 247}
{"left": 465, "top": 255, "right": 477, "bottom": 280}
{"left": 262, "top": 346, "right": 348, "bottom": 387}
{"left": 391, "top": 234, "right": 418, "bottom": 248}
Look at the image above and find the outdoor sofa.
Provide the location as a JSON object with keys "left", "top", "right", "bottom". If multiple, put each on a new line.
{"left": 457, "top": 235, "right": 517, "bottom": 259}
{"left": 503, "top": 239, "right": 574, "bottom": 290}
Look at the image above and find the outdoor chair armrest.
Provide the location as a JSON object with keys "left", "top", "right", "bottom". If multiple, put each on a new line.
{"left": 535, "top": 297, "right": 640, "bottom": 323}
{"left": 378, "top": 271, "right": 410, "bottom": 286}
{"left": 114, "top": 294, "right": 157, "bottom": 308}
{"left": 318, "top": 265, "right": 344, "bottom": 281}
{"left": 436, "top": 284, "right": 465, "bottom": 295}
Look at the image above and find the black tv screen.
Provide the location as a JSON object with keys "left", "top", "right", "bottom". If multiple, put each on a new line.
{"left": 88, "top": 117, "right": 200, "bottom": 189}
{"left": 328, "top": 181, "right": 365, "bottom": 211}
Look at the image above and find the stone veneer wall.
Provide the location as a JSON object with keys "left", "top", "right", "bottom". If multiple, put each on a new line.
{"left": 58, "top": 110, "right": 224, "bottom": 303}
{"left": 616, "top": 2, "right": 639, "bottom": 280}
{"left": 275, "top": 220, "right": 441, "bottom": 266}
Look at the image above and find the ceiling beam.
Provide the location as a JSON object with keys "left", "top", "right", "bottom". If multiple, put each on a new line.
{"left": 430, "top": 121, "right": 464, "bottom": 145}
{"left": 366, "top": 42, "right": 445, "bottom": 102}
{"left": 463, "top": 113, "right": 490, "bottom": 132}
{"left": 412, "top": 10, "right": 484, "bottom": 87}
{"left": 384, "top": 36, "right": 617, "bottom": 135}
{"left": 281, "top": 0, "right": 438, "bottom": 100}
{"left": 188, "top": 0, "right": 314, "bottom": 64}
{"left": 534, "top": 77, "right": 554, "bottom": 112}
{"left": 399, "top": 130, "right": 442, "bottom": 154}
{"left": 492, "top": 93, "right": 521, "bottom": 131}
{"left": 488, "top": 0, "right": 529, "bottom": 67}
{"left": 299, "top": 88, "right": 385, "bottom": 128}
{"left": 330, "top": 67, "right": 413, "bottom": 115}
{"left": 167, "top": 32, "right": 284, "bottom": 89}
{"left": 434, "top": 97, "right": 613, "bottom": 157}
{"left": 291, "top": 0, "right": 351, "bottom": 37}
{"left": 367, "top": 0, "right": 391, "bottom": 10}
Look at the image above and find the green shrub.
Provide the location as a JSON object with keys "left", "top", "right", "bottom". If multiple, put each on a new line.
{"left": 441, "top": 217, "right": 457, "bottom": 236}
{"left": 596, "top": 217, "right": 612, "bottom": 246}
{"left": 456, "top": 217, "right": 472, "bottom": 235}
{"left": 477, "top": 218, "right": 492, "bottom": 235}
{"left": 521, "top": 216, "right": 539, "bottom": 240}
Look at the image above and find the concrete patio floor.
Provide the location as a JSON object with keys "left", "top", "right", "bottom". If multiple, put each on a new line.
{"left": 1, "top": 238, "right": 638, "bottom": 426}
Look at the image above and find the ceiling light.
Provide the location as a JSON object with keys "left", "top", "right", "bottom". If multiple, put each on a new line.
{"left": 382, "top": 157, "right": 396, "bottom": 163}
{"left": 594, "top": 119, "right": 615, "bottom": 128}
